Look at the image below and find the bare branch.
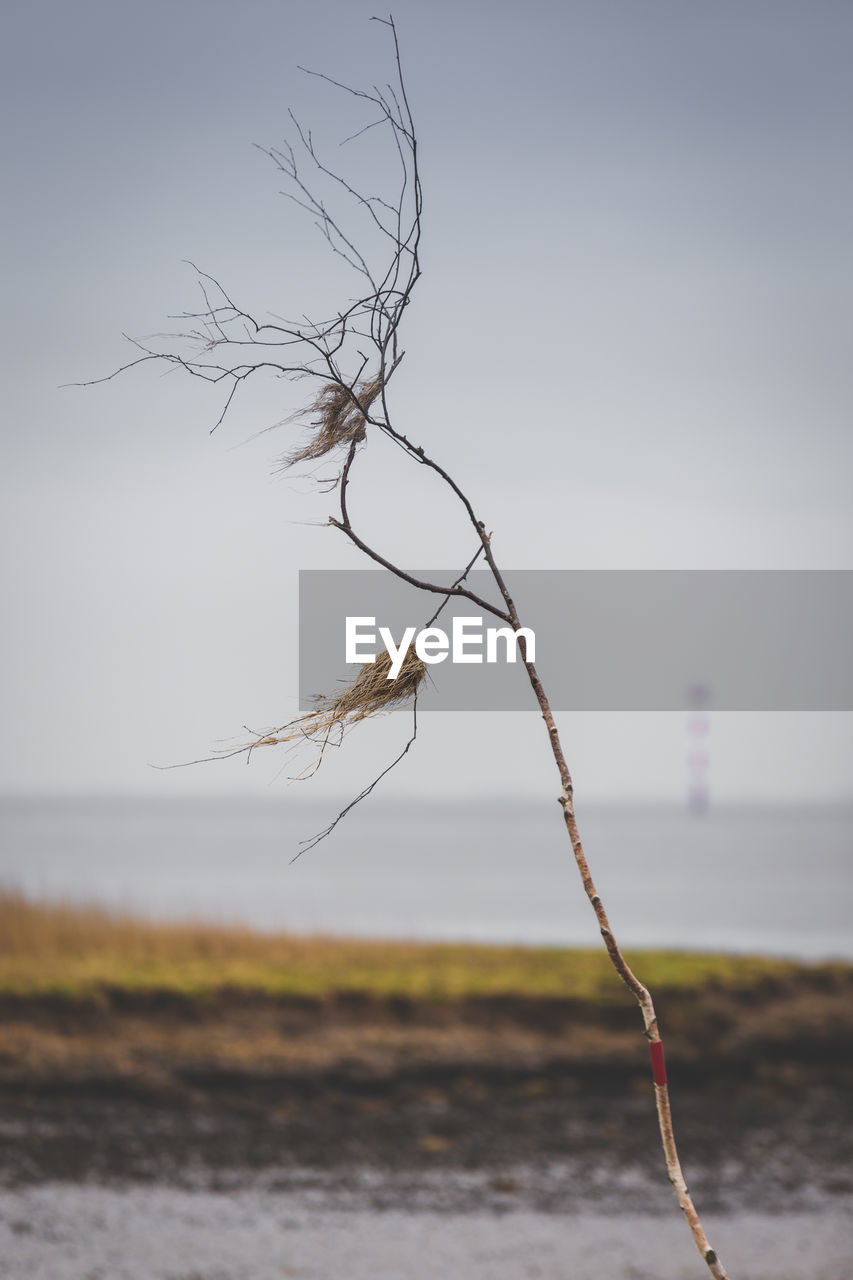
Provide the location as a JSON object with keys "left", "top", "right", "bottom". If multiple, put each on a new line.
{"left": 293, "top": 693, "right": 420, "bottom": 859}
{"left": 327, "top": 517, "right": 511, "bottom": 623}
{"left": 100, "top": 17, "right": 732, "bottom": 1276}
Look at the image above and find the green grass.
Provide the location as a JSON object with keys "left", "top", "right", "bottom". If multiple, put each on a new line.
{"left": 0, "top": 890, "right": 823, "bottom": 1001}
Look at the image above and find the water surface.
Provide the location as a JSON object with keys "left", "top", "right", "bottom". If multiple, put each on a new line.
{"left": 1, "top": 795, "right": 850, "bottom": 958}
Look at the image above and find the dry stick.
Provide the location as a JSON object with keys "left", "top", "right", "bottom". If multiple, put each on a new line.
{"left": 463, "top": 527, "right": 730, "bottom": 1275}
{"left": 328, "top": 494, "right": 729, "bottom": 1275}
{"left": 351, "top": 385, "right": 732, "bottom": 1273}
{"left": 529, "top": 658, "right": 727, "bottom": 1279}
{"left": 334, "top": 428, "right": 730, "bottom": 1275}
{"left": 479, "top": 538, "right": 730, "bottom": 1278}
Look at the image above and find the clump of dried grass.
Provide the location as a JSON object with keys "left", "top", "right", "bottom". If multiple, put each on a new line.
{"left": 247, "top": 646, "right": 426, "bottom": 762}
{"left": 285, "top": 375, "right": 383, "bottom": 466}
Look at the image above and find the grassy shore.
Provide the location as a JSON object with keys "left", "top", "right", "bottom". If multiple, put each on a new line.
{"left": 0, "top": 890, "right": 835, "bottom": 1001}
{"left": 2, "top": 890, "right": 852, "bottom": 1107}
{"left": 2, "top": 892, "right": 851, "bottom": 1200}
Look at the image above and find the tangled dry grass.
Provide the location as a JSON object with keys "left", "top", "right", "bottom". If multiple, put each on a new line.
{"left": 285, "top": 376, "right": 383, "bottom": 466}
{"left": 246, "top": 647, "right": 426, "bottom": 769}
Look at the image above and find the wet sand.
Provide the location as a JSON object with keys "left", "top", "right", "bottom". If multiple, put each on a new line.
{"left": 1, "top": 1183, "right": 852, "bottom": 1280}
{"left": 1, "top": 1064, "right": 851, "bottom": 1279}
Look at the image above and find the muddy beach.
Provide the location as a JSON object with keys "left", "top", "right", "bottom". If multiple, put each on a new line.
{"left": 2, "top": 975, "right": 852, "bottom": 1277}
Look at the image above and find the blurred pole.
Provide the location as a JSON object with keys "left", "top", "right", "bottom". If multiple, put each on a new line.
{"left": 687, "top": 682, "right": 711, "bottom": 814}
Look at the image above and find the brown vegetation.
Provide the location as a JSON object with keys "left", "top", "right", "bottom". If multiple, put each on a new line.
{"left": 1, "top": 893, "right": 851, "bottom": 1104}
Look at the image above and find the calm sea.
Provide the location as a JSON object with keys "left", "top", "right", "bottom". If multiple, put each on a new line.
{"left": 0, "top": 795, "right": 850, "bottom": 959}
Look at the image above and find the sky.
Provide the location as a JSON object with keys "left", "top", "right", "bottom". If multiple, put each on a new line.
{"left": 2, "top": 0, "right": 852, "bottom": 806}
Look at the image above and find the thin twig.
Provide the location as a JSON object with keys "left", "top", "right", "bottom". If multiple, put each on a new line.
{"left": 294, "top": 693, "right": 420, "bottom": 858}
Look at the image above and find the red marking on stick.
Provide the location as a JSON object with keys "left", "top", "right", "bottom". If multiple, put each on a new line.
{"left": 650, "top": 1040, "right": 667, "bottom": 1086}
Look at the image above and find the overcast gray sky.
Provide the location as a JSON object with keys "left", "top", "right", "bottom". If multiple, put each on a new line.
{"left": 2, "top": 0, "right": 852, "bottom": 804}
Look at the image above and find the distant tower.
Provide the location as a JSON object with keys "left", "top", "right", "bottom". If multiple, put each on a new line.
{"left": 686, "top": 682, "right": 711, "bottom": 814}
